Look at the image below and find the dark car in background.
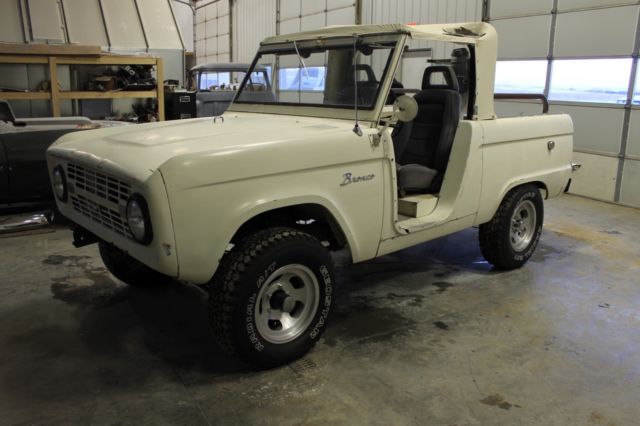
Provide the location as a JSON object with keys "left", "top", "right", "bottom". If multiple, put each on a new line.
{"left": 0, "top": 100, "right": 127, "bottom": 210}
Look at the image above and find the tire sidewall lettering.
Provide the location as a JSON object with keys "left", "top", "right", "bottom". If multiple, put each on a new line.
{"left": 245, "top": 291, "right": 264, "bottom": 351}
{"left": 245, "top": 261, "right": 279, "bottom": 352}
{"left": 309, "top": 264, "right": 332, "bottom": 340}
{"left": 257, "top": 261, "right": 277, "bottom": 288}
{"left": 244, "top": 260, "right": 280, "bottom": 352}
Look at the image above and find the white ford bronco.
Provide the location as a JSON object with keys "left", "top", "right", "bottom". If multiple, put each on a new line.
{"left": 47, "top": 22, "right": 576, "bottom": 367}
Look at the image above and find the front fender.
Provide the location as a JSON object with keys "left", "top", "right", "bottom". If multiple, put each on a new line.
{"left": 163, "top": 162, "right": 384, "bottom": 284}
{"left": 223, "top": 194, "right": 358, "bottom": 260}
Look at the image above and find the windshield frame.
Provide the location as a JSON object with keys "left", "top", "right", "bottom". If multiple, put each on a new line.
{"left": 228, "top": 33, "right": 406, "bottom": 122}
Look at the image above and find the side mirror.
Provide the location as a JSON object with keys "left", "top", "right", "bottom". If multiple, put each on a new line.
{"left": 393, "top": 95, "right": 418, "bottom": 122}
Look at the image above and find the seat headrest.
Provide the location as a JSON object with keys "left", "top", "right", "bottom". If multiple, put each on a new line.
{"left": 421, "top": 66, "right": 459, "bottom": 91}
{"left": 352, "top": 64, "right": 376, "bottom": 83}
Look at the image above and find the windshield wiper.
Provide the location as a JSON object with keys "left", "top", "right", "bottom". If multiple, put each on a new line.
{"left": 293, "top": 40, "right": 310, "bottom": 81}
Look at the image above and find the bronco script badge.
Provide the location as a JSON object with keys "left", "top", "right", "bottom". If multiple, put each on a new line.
{"left": 340, "top": 172, "right": 375, "bottom": 186}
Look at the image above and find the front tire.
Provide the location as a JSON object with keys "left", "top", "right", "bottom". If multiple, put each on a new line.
{"left": 479, "top": 184, "right": 544, "bottom": 270}
{"left": 98, "top": 241, "right": 169, "bottom": 287}
{"left": 209, "top": 227, "right": 334, "bottom": 368}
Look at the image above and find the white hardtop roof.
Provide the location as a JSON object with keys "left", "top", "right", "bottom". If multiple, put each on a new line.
{"left": 262, "top": 22, "right": 492, "bottom": 45}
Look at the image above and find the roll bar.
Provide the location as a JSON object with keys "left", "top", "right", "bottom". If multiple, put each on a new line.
{"left": 493, "top": 93, "right": 549, "bottom": 114}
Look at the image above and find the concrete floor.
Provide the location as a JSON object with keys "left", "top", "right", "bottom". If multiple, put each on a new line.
{"left": 1, "top": 194, "right": 639, "bottom": 425}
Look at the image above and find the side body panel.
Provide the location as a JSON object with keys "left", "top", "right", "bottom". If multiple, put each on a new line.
{"left": 160, "top": 121, "right": 385, "bottom": 283}
{"left": 475, "top": 114, "right": 574, "bottom": 225}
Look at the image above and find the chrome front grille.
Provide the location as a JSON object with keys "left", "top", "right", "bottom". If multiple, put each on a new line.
{"left": 66, "top": 162, "right": 133, "bottom": 240}
{"left": 67, "top": 162, "right": 131, "bottom": 204}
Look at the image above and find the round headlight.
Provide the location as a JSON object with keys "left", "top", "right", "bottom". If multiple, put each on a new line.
{"left": 52, "top": 165, "right": 67, "bottom": 201}
{"left": 126, "top": 194, "right": 152, "bottom": 244}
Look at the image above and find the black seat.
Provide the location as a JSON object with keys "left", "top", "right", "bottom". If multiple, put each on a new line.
{"left": 333, "top": 64, "right": 379, "bottom": 106}
{"left": 386, "top": 78, "right": 404, "bottom": 105}
{"left": 393, "top": 65, "right": 461, "bottom": 194}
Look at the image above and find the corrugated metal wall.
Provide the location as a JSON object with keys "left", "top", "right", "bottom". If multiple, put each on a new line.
{"left": 362, "top": 0, "right": 482, "bottom": 57}
{"left": 362, "top": 0, "right": 482, "bottom": 25}
{"left": 233, "top": 0, "right": 276, "bottom": 63}
{"left": 194, "top": 0, "right": 483, "bottom": 65}
{"left": 195, "top": 0, "right": 356, "bottom": 64}
{"left": 277, "top": 0, "right": 356, "bottom": 36}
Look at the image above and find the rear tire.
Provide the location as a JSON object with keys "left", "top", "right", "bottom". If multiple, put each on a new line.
{"left": 209, "top": 227, "right": 334, "bottom": 368}
{"left": 479, "top": 184, "right": 544, "bottom": 270}
{"left": 98, "top": 241, "right": 168, "bottom": 287}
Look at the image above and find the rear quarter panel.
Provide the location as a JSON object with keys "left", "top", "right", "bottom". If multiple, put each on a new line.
{"left": 476, "top": 114, "right": 574, "bottom": 225}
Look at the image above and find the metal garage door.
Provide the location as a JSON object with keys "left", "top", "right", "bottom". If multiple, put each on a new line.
{"left": 362, "top": 0, "right": 482, "bottom": 93}
{"left": 488, "top": 0, "right": 640, "bottom": 207}
{"left": 196, "top": 0, "right": 231, "bottom": 64}
{"left": 278, "top": 0, "right": 356, "bottom": 37}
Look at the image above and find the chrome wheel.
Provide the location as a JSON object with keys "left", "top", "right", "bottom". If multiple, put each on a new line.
{"left": 254, "top": 264, "right": 320, "bottom": 344}
{"left": 510, "top": 199, "right": 537, "bottom": 251}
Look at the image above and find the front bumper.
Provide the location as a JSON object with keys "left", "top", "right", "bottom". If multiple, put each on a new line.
{"left": 564, "top": 162, "right": 582, "bottom": 193}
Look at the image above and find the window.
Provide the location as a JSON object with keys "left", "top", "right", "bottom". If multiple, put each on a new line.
{"left": 633, "top": 67, "right": 640, "bottom": 105}
{"left": 494, "top": 60, "right": 547, "bottom": 94}
{"left": 248, "top": 70, "right": 269, "bottom": 86}
{"left": 235, "top": 34, "right": 399, "bottom": 109}
{"left": 199, "top": 72, "right": 231, "bottom": 90}
{"left": 549, "top": 58, "right": 632, "bottom": 104}
{"left": 278, "top": 66, "right": 326, "bottom": 91}
{"left": 198, "top": 71, "right": 265, "bottom": 91}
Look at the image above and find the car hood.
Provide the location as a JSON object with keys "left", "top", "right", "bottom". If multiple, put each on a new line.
{"left": 47, "top": 112, "right": 357, "bottom": 183}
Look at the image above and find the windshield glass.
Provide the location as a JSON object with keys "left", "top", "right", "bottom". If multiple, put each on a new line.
{"left": 197, "top": 70, "right": 270, "bottom": 91}
{"left": 234, "top": 34, "right": 400, "bottom": 109}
